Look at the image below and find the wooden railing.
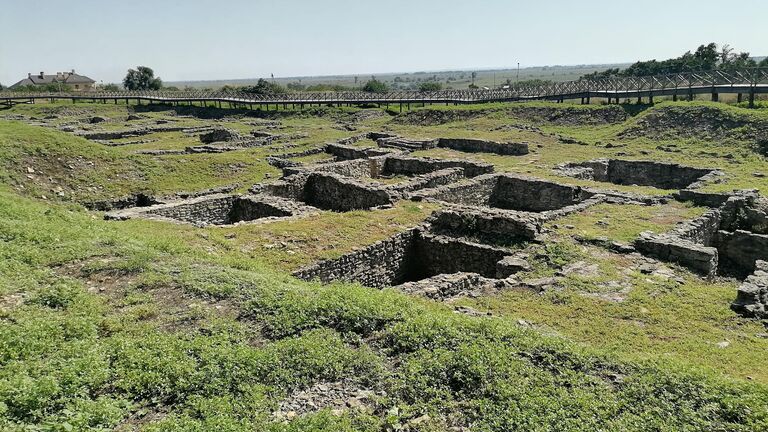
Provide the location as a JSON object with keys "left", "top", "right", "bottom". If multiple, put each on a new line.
{"left": 2, "top": 68, "right": 767, "bottom": 107}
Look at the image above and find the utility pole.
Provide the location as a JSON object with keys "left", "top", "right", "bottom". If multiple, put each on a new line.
{"left": 516, "top": 62, "right": 520, "bottom": 84}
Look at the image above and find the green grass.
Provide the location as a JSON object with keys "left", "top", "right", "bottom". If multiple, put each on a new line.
{"left": 2, "top": 100, "right": 768, "bottom": 430}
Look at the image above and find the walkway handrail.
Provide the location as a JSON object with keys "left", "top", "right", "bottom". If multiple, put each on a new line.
{"left": 1, "top": 68, "right": 767, "bottom": 104}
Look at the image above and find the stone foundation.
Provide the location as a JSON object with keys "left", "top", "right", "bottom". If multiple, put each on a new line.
{"left": 294, "top": 228, "right": 520, "bottom": 289}
{"left": 413, "top": 173, "right": 595, "bottom": 214}
{"left": 635, "top": 195, "right": 768, "bottom": 278}
{"left": 555, "top": 159, "right": 720, "bottom": 190}
{"left": 427, "top": 207, "right": 541, "bottom": 243}
{"left": 303, "top": 173, "right": 394, "bottom": 211}
{"left": 105, "top": 194, "right": 316, "bottom": 226}
{"left": 731, "top": 260, "right": 768, "bottom": 319}
{"left": 437, "top": 138, "right": 529, "bottom": 156}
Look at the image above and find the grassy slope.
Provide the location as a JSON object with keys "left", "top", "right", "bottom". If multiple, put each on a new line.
{"left": 1, "top": 102, "right": 768, "bottom": 430}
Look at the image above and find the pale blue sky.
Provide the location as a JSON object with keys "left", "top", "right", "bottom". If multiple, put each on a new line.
{"left": 1, "top": 0, "right": 766, "bottom": 85}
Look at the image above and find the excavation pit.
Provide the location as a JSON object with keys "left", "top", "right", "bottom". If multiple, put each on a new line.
{"left": 294, "top": 228, "right": 524, "bottom": 290}
{"left": 413, "top": 173, "right": 596, "bottom": 214}
{"left": 555, "top": 159, "right": 719, "bottom": 190}
{"left": 635, "top": 193, "right": 768, "bottom": 279}
{"left": 105, "top": 194, "right": 316, "bottom": 225}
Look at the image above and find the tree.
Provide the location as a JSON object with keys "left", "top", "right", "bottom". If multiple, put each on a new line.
{"left": 759, "top": 58, "right": 768, "bottom": 68}
{"left": 362, "top": 78, "right": 388, "bottom": 93}
{"left": 471, "top": 71, "right": 477, "bottom": 86}
{"left": 101, "top": 83, "right": 121, "bottom": 91}
{"left": 419, "top": 82, "right": 442, "bottom": 92}
{"left": 240, "top": 78, "right": 285, "bottom": 95}
{"left": 123, "top": 66, "right": 162, "bottom": 91}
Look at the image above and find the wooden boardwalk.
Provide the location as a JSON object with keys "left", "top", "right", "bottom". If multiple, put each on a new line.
{"left": 2, "top": 68, "right": 767, "bottom": 110}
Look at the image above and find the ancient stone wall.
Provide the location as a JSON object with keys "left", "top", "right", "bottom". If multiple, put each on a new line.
{"left": 607, "top": 160, "right": 714, "bottom": 189}
{"left": 634, "top": 232, "right": 719, "bottom": 276}
{"left": 492, "top": 175, "right": 592, "bottom": 212}
{"left": 413, "top": 174, "right": 498, "bottom": 207}
{"left": 674, "top": 189, "right": 735, "bottom": 208}
{"left": 304, "top": 173, "right": 393, "bottom": 211}
{"left": 284, "top": 158, "right": 385, "bottom": 179}
{"left": 294, "top": 229, "right": 418, "bottom": 287}
{"left": 199, "top": 128, "right": 242, "bottom": 143}
{"left": 382, "top": 155, "right": 493, "bottom": 178}
{"left": 428, "top": 208, "right": 541, "bottom": 242}
{"left": 385, "top": 168, "right": 464, "bottom": 195}
{"left": 414, "top": 233, "right": 511, "bottom": 278}
{"left": 437, "top": 138, "right": 529, "bottom": 156}
{"left": 85, "top": 193, "right": 164, "bottom": 211}
{"left": 672, "top": 208, "right": 723, "bottom": 245}
{"left": 77, "top": 125, "right": 210, "bottom": 140}
{"left": 556, "top": 159, "right": 716, "bottom": 190}
{"left": 294, "top": 228, "right": 515, "bottom": 288}
{"left": 731, "top": 260, "right": 768, "bottom": 319}
{"left": 325, "top": 143, "right": 394, "bottom": 160}
{"left": 715, "top": 230, "right": 768, "bottom": 278}
{"left": 106, "top": 193, "right": 315, "bottom": 225}
{"left": 250, "top": 173, "right": 310, "bottom": 201}
{"left": 146, "top": 195, "right": 236, "bottom": 224}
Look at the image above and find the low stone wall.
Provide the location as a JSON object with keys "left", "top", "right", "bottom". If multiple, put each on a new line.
{"left": 294, "top": 228, "right": 516, "bottom": 288}
{"left": 77, "top": 125, "right": 211, "bottom": 140}
{"left": 304, "top": 173, "right": 393, "bottom": 211}
{"left": 284, "top": 158, "right": 385, "bottom": 179}
{"left": 413, "top": 174, "right": 592, "bottom": 213}
{"left": 412, "top": 174, "right": 498, "bottom": 207}
{"left": 633, "top": 196, "right": 768, "bottom": 278}
{"left": 250, "top": 173, "right": 309, "bottom": 202}
{"left": 672, "top": 208, "right": 723, "bottom": 244}
{"left": 555, "top": 159, "right": 717, "bottom": 190}
{"left": 294, "top": 229, "right": 418, "bottom": 288}
{"left": 85, "top": 193, "right": 164, "bottom": 211}
{"left": 377, "top": 136, "right": 438, "bottom": 151}
{"left": 139, "top": 195, "right": 235, "bottom": 224}
{"left": 325, "top": 143, "right": 394, "bottom": 160}
{"left": 271, "top": 147, "right": 326, "bottom": 159}
{"left": 199, "top": 128, "right": 242, "bottom": 143}
{"left": 492, "top": 174, "right": 593, "bottom": 212}
{"left": 267, "top": 157, "right": 303, "bottom": 169}
{"left": 105, "top": 194, "right": 315, "bottom": 225}
{"left": 415, "top": 232, "right": 511, "bottom": 279}
{"left": 715, "top": 230, "right": 768, "bottom": 278}
{"left": 385, "top": 168, "right": 464, "bottom": 195}
{"left": 382, "top": 155, "right": 493, "bottom": 178}
{"left": 731, "top": 260, "right": 768, "bottom": 319}
{"left": 396, "top": 272, "right": 495, "bottom": 300}
{"left": 428, "top": 207, "right": 541, "bottom": 242}
{"left": 634, "top": 232, "right": 719, "bottom": 276}
{"left": 437, "top": 138, "right": 529, "bottom": 156}
{"left": 607, "top": 160, "right": 715, "bottom": 189}
{"left": 674, "top": 189, "right": 736, "bottom": 208}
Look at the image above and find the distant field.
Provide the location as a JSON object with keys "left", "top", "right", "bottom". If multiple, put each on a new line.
{"left": 168, "top": 63, "right": 629, "bottom": 90}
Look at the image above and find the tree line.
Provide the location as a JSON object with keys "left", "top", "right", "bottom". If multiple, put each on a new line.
{"left": 580, "top": 43, "right": 768, "bottom": 80}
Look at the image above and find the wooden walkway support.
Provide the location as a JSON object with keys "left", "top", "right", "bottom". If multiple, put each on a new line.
{"left": 1, "top": 68, "right": 767, "bottom": 109}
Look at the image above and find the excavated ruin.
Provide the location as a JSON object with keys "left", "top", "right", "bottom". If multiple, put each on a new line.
{"left": 294, "top": 227, "right": 525, "bottom": 292}
{"left": 635, "top": 192, "right": 768, "bottom": 278}
{"left": 105, "top": 193, "right": 317, "bottom": 225}
{"left": 412, "top": 173, "right": 603, "bottom": 218}
{"left": 554, "top": 159, "right": 720, "bottom": 190}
